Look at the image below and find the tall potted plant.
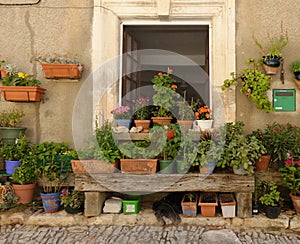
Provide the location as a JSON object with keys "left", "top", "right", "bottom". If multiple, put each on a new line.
{"left": 36, "top": 141, "right": 73, "bottom": 213}
{"left": 259, "top": 181, "right": 281, "bottom": 218}
{"left": 151, "top": 68, "right": 181, "bottom": 125}
{"left": 0, "top": 107, "right": 26, "bottom": 144}
{"left": 176, "top": 100, "right": 195, "bottom": 132}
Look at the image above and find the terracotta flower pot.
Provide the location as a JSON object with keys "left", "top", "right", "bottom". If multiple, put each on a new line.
{"left": 290, "top": 193, "right": 300, "bottom": 214}
{"left": 255, "top": 155, "right": 271, "bottom": 172}
{"left": 134, "top": 120, "right": 151, "bottom": 132}
{"left": 13, "top": 183, "right": 36, "bottom": 204}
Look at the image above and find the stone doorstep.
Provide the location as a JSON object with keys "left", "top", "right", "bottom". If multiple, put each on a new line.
{"left": 0, "top": 206, "right": 299, "bottom": 232}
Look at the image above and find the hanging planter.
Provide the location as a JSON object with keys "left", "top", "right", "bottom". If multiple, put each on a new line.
{"left": 41, "top": 63, "right": 84, "bottom": 79}
{"left": 262, "top": 56, "right": 281, "bottom": 75}
{"left": 0, "top": 71, "right": 46, "bottom": 102}
{"left": 0, "top": 86, "right": 46, "bottom": 102}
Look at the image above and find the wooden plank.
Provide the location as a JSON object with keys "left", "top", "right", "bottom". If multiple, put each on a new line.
{"left": 236, "top": 192, "right": 252, "bottom": 218}
{"left": 75, "top": 173, "right": 254, "bottom": 193}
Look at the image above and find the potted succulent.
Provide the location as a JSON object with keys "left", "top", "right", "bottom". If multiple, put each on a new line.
{"left": 280, "top": 161, "right": 300, "bottom": 214}
{"left": 0, "top": 55, "right": 18, "bottom": 78}
{"left": 111, "top": 105, "right": 132, "bottom": 129}
{"left": 254, "top": 22, "right": 288, "bottom": 74}
{"left": 0, "top": 71, "right": 46, "bottom": 102}
{"left": 35, "top": 55, "right": 84, "bottom": 79}
{"left": 132, "top": 97, "right": 151, "bottom": 132}
{"left": 259, "top": 181, "right": 281, "bottom": 218}
{"left": 71, "top": 121, "right": 120, "bottom": 173}
{"left": 0, "top": 134, "right": 30, "bottom": 174}
{"left": 0, "top": 106, "right": 26, "bottom": 144}
{"left": 222, "top": 58, "right": 273, "bottom": 113}
{"left": 151, "top": 68, "right": 181, "bottom": 125}
{"left": 60, "top": 188, "right": 84, "bottom": 214}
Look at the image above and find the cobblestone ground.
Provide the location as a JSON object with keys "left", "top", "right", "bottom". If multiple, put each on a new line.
{"left": 0, "top": 225, "right": 299, "bottom": 244}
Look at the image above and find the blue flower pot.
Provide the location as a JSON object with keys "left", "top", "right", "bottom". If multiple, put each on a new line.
{"left": 5, "top": 160, "right": 21, "bottom": 174}
{"left": 263, "top": 56, "right": 280, "bottom": 67}
{"left": 115, "top": 119, "right": 131, "bottom": 129}
{"left": 41, "top": 192, "right": 61, "bottom": 213}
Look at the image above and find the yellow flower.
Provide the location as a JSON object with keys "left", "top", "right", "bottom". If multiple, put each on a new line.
{"left": 18, "top": 72, "right": 25, "bottom": 78}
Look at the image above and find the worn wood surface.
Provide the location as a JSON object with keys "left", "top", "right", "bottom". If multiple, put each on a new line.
{"left": 75, "top": 173, "right": 254, "bottom": 193}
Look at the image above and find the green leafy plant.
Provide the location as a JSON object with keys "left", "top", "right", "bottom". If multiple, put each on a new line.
{"left": 280, "top": 164, "right": 300, "bottom": 196}
{"left": 60, "top": 188, "right": 84, "bottom": 209}
{"left": 132, "top": 97, "right": 151, "bottom": 120}
{"left": 35, "top": 141, "right": 73, "bottom": 193}
{"left": 152, "top": 69, "right": 181, "bottom": 117}
{"left": 291, "top": 59, "right": 300, "bottom": 73}
{"left": 77, "top": 121, "right": 122, "bottom": 164}
{"left": 0, "top": 107, "right": 25, "bottom": 127}
{"left": 222, "top": 58, "right": 273, "bottom": 113}
{"left": 193, "top": 140, "right": 221, "bottom": 168}
{"left": 177, "top": 100, "right": 195, "bottom": 120}
{"left": 2, "top": 71, "right": 41, "bottom": 86}
{"left": 259, "top": 181, "right": 280, "bottom": 206}
{"left": 0, "top": 134, "right": 31, "bottom": 161}
{"left": 11, "top": 156, "right": 37, "bottom": 184}
{"left": 35, "top": 55, "right": 82, "bottom": 65}
{"left": 0, "top": 183, "right": 19, "bottom": 210}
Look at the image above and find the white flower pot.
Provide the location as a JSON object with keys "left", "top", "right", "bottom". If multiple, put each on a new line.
{"left": 193, "top": 120, "right": 213, "bottom": 131}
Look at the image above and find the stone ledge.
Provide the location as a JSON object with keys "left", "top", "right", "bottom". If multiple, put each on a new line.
{"left": 0, "top": 205, "right": 298, "bottom": 232}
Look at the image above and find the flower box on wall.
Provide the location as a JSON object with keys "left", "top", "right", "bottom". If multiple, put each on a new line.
{"left": 0, "top": 86, "right": 46, "bottom": 102}
{"left": 120, "top": 159, "right": 157, "bottom": 174}
{"left": 41, "top": 63, "right": 84, "bottom": 79}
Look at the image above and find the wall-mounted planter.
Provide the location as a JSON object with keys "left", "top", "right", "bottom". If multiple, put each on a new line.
{"left": 41, "top": 63, "right": 84, "bottom": 79}
{"left": 0, "top": 86, "right": 46, "bottom": 102}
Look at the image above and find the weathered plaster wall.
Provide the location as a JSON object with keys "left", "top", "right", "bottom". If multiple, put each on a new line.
{"left": 0, "top": 0, "right": 94, "bottom": 146}
{"left": 236, "top": 0, "right": 300, "bottom": 134}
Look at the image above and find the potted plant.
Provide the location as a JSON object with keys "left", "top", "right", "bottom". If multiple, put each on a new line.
{"left": 0, "top": 55, "right": 18, "bottom": 78}
{"left": 71, "top": 121, "right": 120, "bottom": 173}
{"left": 151, "top": 68, "right": 181, "bottom": 125}
{"left": 259, "top": 181, "right": 281, "bottom": 218}
{"left": 60, "top": 188, "right": 84, "bottom": 214}
{"left": 132, "top": 97, "right": 151, "bottom": 132}
{"left": 0, "top": 107, "right": 26, "bottom": 144}
{"left": 291, "top": 59, "right": 300, "bottom": 88}
{"left": 193, "top": 140, "right": 221, "bottom": 175}
{"left": 0, "top": 134, "right": 30, "bottom": 174}
{"left": 0, "top": 71, "right": 46, "bottom": 102}
{"left": 222, "top": 58, "right": 273, "bottom": 113}
{"left": 250, "top": 128, "right": 273, "bottom": 172}
{"left": 219, "top": 193, "right": 236, "bottom": 218}
{"left": 181, "top": 192, "right": 198, "bottom": 217}
{"left": 193, "top": 103, "right": 213, "bottom": 131}
{"left": 35, "top": 141, "right": 73, "bottom": 213}
{"left": 198, "top": 192, "right": 218, "bottom": 217}
{"left": 0, "top": 182, "right": 19, "bottom": 210}
{"left": 111, "top": 105, "right": 132, "bottom": 129}
{"left": 176, "top": 99, "right": 195, "bottom": 132}
{"left": 254, "top": 22, "right": 288, "bottom": 74}
{"left": 35, "top": 55, "right": 84, "bottom": 79}
{"left": 280, "top": 161, "right": 300, "bottom": 214}
{"left": 11, "top": 154, "right": 37, "bottom": 204}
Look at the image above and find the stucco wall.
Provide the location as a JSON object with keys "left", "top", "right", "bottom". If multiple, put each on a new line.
{"left": 0, "top": 0, "right": 94, "bottom": 146}
{"left": 236, "top": 0, "right": 300, "bottom": 134}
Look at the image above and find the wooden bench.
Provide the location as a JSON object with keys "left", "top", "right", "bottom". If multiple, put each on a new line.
{"left": 75, "top": 173, "right": 254, "bottom": 218}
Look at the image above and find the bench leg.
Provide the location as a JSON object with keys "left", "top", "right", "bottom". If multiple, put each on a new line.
{"left": 236, "top": 192, "right": 252, "bottom": 218}
{"left": 84, "top": 192, "right": 107, "bottom": 217}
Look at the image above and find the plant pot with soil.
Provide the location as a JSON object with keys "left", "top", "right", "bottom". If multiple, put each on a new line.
{"left": 198, "top": 192, "right": 218, "bottom": 217}
{"left": 181, "top": 193, "right": 198, "bottom": 217}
